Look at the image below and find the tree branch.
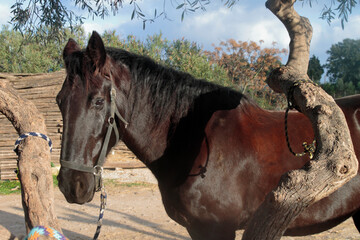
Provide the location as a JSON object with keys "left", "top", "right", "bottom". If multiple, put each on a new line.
{"left": 0, "top": 79, "right": 61, "bottom": 234}
{"left": 241, "top": 0, "right": 358, "bottom": 239}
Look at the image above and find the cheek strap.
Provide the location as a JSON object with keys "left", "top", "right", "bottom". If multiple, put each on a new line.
{"left": 60, "top": 83, "right": 128, "bottom": 192}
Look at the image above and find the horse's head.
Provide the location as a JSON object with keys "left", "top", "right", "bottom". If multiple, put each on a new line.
{"left": 57, "top": 31, "right": 130, "bottom": 204}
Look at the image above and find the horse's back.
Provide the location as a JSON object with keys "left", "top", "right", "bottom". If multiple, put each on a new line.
{"left": 336, "top": 94, "right": 360, "bottom": 163}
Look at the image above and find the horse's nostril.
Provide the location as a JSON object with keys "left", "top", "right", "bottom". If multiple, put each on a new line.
{"left": 75, "top": 180, "right": 87, "bottom": 195}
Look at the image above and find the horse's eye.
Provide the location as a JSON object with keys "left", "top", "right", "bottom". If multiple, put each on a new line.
{"left": 95, "top": 98, "right": 104, "bottom": 107}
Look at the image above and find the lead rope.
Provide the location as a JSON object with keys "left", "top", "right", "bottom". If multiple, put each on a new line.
{"left": 93, "top": 167, "right": 107, "bottom": 240}
{"left": 285, "top": 79, "right": 317, "bottom": 159}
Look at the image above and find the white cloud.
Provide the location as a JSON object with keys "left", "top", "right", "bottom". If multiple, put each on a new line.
{"left": 0, "top": 3, "right": 12, "bottom": 26}
{"left": 82, "top": 7, "right": 134, "bottom": 35}
{"left": 331, "top": 15, "right": 360, "bottom": 42}
{"left": 178, "top": 4, "right": 289, "bottom": 52}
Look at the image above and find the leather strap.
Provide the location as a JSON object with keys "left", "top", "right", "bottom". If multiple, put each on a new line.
{"left": 60, "top": 82, "right": 128, "bottom": 191}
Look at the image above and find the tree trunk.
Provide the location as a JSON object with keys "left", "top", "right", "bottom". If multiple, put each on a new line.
{"left": 242, "top": 0, "right": 358, "bottom": 239}
{"left": 0, "top": 79, "right": 61, "bottom": 234}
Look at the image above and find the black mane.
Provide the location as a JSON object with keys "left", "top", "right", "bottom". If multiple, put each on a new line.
{"left": 106, "top": 47, "right": 254, "bottom": 125}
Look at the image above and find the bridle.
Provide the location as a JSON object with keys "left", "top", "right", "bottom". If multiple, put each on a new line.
{"left": 60, "top": 82, "right": 128, "bottom": 191}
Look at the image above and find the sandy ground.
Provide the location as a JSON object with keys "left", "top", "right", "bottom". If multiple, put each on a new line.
{"left": 0, "top": 168, "right": 359, "bottom": 240}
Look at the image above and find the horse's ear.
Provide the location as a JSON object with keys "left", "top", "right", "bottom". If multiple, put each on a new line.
{"left": 86, "top": 31, "right": 106, "bottom": 71}
{"left": 63, "top": 38, "right": 81, "bottom": 60}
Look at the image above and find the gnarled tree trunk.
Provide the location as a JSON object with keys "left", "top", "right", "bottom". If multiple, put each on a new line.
{"left": 242, "top": 0, "right": 358, "bottom": 239}
{"left": 0, "top": 79, "right": 61, "bottom": 234}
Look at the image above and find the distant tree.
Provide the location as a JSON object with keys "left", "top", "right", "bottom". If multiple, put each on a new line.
{"left": 207, "top": 39, "right": 288, "bottom": 108}
{"left": 325, "top": 38, "right": 360, "bottom": 89}
{"left": 101, "top": 30, "right": 147, "bottom": 55}
{"left": 0, "top": 25, "right": 86, "bottom": 73}
{"left": 307, "top": 55, "right": 324, "bottom": 84}
{"left": 321, "top": 79, "right": 358, "bottom": 98}
{"left": 0, "top": 26, "right": 230, "bottom": 86}
{"left": 101, "top": 31, "right": 230, "bottom": 86}
{"left": 163, "top": 38, "right": 231, "bottom": 86}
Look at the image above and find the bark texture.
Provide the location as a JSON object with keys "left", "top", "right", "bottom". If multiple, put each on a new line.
{"left": 0, "top": 79, "right": 61, "bottom": 233}
{"left": 242, "top": 0, "right": 358, "bottom": 239}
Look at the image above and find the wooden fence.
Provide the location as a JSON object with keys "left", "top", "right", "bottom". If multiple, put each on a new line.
{"left": 0, "top": 71, "right": 141, "bottom": 180}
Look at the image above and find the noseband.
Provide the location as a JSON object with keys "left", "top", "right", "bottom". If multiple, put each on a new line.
{"left": 60, "top": 83, "right": 128, "bottom": 191}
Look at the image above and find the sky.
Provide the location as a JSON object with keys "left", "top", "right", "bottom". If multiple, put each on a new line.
{"left": 0, "top": 1, "right": 359, "bottom": 70}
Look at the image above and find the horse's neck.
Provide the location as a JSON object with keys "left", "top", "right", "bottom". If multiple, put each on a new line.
{"left": 121, "top": 101, "right": 173, "bottom": 166}
{"left": 119, "top": 78, "right": 247, "bottom": 185}
{"left": 120, "top": 87, "right": 203, "bottom": 186}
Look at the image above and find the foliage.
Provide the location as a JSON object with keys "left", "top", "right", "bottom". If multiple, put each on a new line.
{"left": 206, "top": 39, "right": 288, "bottom": 109}
{"left": 0, "top": 180, "right": 21, "bottom": 194}
{"left": 0, "top": 25, "right": 86, "bottom": 73}
{"left": 163, "top": 38, "right": 231, "bottom": 86}
{"left": 11, "top": 0, "right": 84, "bottom": 40}
{"left": 317, "top": 0, "right": 358, "bottom": 28}
{"left": 313, "top": 38, "right": 360, "bottom": 98}
{"left": 10, "top": 0, "right": 359, "bottom": 40}
{"left": 52, "top": 174, "right": 58, "bottom": 187}
{"left": 321, "top": 79, "right": 358, "bottom": 98}
{"left": 314, "top": 38, "right": 360, "bottom": 98}
{"left": 101, "top": 31, "right": 231, "bottom": 86}
{"left": 307, "top": 55, "right": 324, "bottom": 84}
{"left": 324, "top": 38, "right": 360, "bottom": 88}
{"left": 0, "top": 175, "right": 58, "bottom": 195}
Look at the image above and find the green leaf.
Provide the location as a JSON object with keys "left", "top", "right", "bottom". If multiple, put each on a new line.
{"left": 177, "top": 3, "right": 185, "bottom": 9}
{"left": 131, "top": 9, "right": 135, "bottom": 20}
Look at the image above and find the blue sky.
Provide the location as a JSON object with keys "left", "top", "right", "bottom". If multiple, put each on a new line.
{"left": 0, "top": 1, "right": 359, "bottom": 69}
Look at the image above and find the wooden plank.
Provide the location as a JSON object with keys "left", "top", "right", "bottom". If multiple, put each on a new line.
{"left": 0, "top": 71, "right": 142, "bottom": 180}
{"left": 0, "top": 173, "right": 18, "bottom": 180}
{"left": 103, "top": 161, "right": 145, "bottom": 169}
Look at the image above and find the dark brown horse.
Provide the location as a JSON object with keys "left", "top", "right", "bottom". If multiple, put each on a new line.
{"left": 57, "top": 31, "right": 360, "bottom": 240}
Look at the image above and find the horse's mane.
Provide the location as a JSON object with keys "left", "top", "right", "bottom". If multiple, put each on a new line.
{"left": 105, "top": 47, "right": 261, "bottom": 124}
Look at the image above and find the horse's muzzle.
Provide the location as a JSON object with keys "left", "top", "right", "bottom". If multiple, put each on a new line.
{"left": 57, "top": 167, "right": 95, "bottom": 204}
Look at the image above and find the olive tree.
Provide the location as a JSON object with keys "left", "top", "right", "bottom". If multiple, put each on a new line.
{"left": 8, "top": 0, "right": 359, "bottom": 239}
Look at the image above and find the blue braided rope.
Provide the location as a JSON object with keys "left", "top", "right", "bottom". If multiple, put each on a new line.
{"left": 14, "top": 132, "right": 52, "bottom": 154}
{"left": 25, "top": 226, "right": 68, "bottom": 240}
{"left": 93, "top": 190, "right": 107, "bottom": 240}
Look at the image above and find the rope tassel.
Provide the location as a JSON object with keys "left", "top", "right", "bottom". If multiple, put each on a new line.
{"left": 25, "top": 226, "right": 68, "bottom": 240}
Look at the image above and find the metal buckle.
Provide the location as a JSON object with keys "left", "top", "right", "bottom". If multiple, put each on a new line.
{"left": 108, "top": 116, "right": 115, "bottom": 125}
{"left": 93, "top": 165, "right": 103, "bottom": 176}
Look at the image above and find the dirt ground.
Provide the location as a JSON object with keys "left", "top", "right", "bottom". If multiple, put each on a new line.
{"left": 0, "top": 168, "right": 359, "bottom": 240}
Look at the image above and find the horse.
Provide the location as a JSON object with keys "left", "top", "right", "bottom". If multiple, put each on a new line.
{"left": 57, "top": 31, "right": 360, "bottom": 240}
